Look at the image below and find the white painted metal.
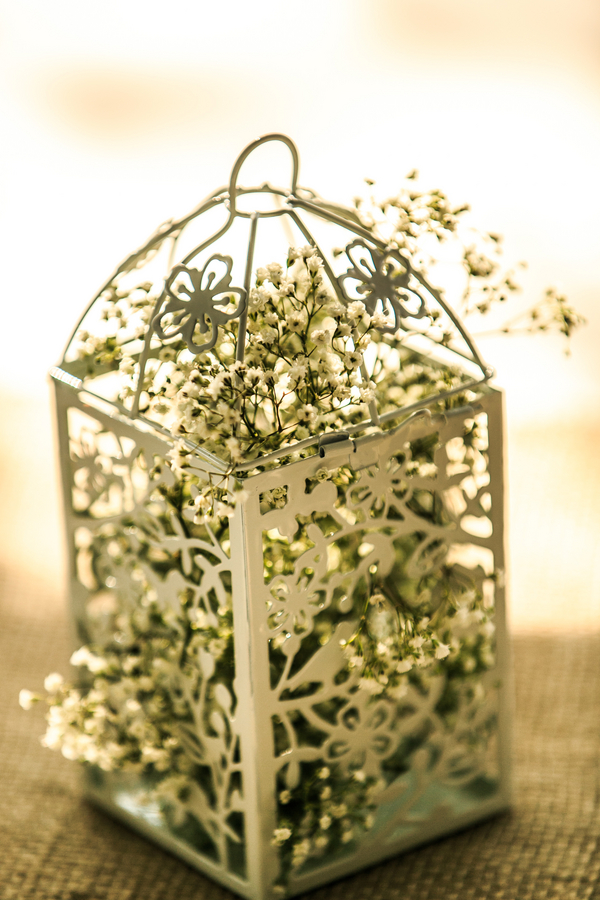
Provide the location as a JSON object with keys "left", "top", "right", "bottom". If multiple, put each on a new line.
{"left": 51, "top": 135, "right": 510, "bottom": 900}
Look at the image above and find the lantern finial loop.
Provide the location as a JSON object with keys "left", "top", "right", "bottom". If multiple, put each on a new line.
{"left": 227, "top": 133, "right": 300, "bottom": 214}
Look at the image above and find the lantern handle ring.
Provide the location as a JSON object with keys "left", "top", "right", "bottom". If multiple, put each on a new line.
{"left": 227, "top": 133, "right": 300, "bottom": 216}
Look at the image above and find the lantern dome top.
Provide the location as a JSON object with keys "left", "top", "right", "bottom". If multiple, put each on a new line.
{"left": 53, "top": 134, "right": 492, "bottom": 472}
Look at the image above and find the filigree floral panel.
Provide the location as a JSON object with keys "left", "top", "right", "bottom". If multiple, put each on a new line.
{"left": 241, "top": 402, "right": 503, "bottom": 888}
{"left": 63, "top": 402, "right": 248, "bottom": 880}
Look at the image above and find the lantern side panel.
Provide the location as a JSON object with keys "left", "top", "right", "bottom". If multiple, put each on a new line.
{"left": 240, "top": 389, "right": 509, "bottom": 896}
{"left": 54, "top": 383, "right": 253, "bottom": 896}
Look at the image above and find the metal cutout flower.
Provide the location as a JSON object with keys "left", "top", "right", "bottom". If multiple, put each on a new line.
{"left": 153, "top": 255, "right": 246, "bottom": 355}
{"left": 338, "top": 239, "right": 428, "bottom": 333}
{"left": 70, "top": 429, "right": 124, "bottom": 515}
{"left": 322, "top": 691, "right": 400, "bottom": 777}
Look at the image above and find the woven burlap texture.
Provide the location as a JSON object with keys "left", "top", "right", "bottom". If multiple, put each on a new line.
{"left": 2, "top": 565, "right": 599, "bottom": 900}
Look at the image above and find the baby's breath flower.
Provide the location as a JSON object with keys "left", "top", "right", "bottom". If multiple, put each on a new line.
{"left": 370, "top": 310, "right": 393, "bottom": 330}
{"left": 331, "top": 803, "right": 348, "bottom": 818}
{"left": 297, "top": 404, "right": 318, "bottom": 425}
{"left": 287, "top": 362, "right": 308, "bottom": 387}
{"left": 208, "top": 637, "right": 228, "bottom": 657}
{"left": 344, "top": 350, "right": 363, "bottom": 370}
{"left": 481, "top": 620, "right": 495, "bottom": 638}
{"left": 260, "top": 326, "right": 278, "bottom": 345}
{"left": 225, "top": 437, "right": 243, "bottom": 462}
{"left": 311, "top": 328, "right": 332, "bottom": 346}
{"left": 205, "top": 371, "right": 227, "bottom": 400}
{"left": 480, "top": 647, "right": 495, "bottom": 668}
{"left": 396, "top": 658, "right": 413, "bottom": 674}
{"left": 188, "top": 608, "right": 209, "bottom": 629}
{"left": 359, "top": 382, "right": 377, "bottom": 404}
{"left": 41, "top": 725, "right": 62, "bottom": 749}
{"left": 152, "top": 397, "right": 171, "bottom": 416}
{"left": 119, "top": 357, "right": 136, "bottom": 375}
{"left": 244, "top": 367, "right": 263, "bottom": 387}
{"left": 248, "top": 285, "right": 271, "bottom": 310}
{"left": 333, "top": 383, "right": 351, "bottom": 401}
{"left": 326, "top": 300, "right": 346, "bottom": 318}
{"left": 217, "top": 402, "right": 240, "bottom": 427}
{"left": 306, "top": 254, "right": 323, "bottom": 273}
{"left": 70, "top": 647, "right": 108, "bottom": 673}
{"left": 43, "top": 673, "right": 64, "bottom": 693}
{"left": 286, "top": 310, "right": 306, "bottom": 332}
{"left": 19, "top": 689, "right": 40, "bottom": 710}
{"left": 272, "top": 827, "right": 292, "bottom": 846}
{"left": 347, "top": 300, "right": 366, "bottom": 320}
{"left": 296, "top": 837, "right": 312, "bottom": 854}
{"left": 358, "top": 677, "right": 384, "bottom": 695}
{"left": 349, "top": 655, "right": 365, "bottom": 670}
{"left": 278, "top": 277, "right": 295, "bottom": 296}
{"left": 265, "top": 262, "right": 283, "bottom": 283}
{"left": 317, "top": 358, "right": 333, "bottom": 377}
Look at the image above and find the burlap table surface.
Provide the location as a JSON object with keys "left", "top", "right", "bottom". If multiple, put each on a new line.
{"left": 1, "top": 562, "right": 598, "bottom": 900}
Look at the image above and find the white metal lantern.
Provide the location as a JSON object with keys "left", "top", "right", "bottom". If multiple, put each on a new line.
{"left": 51, "top": 134, "right": 510, "bottom": 900}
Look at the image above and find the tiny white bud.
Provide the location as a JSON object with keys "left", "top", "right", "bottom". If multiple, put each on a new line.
{"left": 43, "top": 673, "right": 64, "bottom": 694}
{"left": 19, "top": 689, "right": 39, "bottom": 710}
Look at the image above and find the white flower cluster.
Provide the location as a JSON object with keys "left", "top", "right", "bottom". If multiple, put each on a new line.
{"left": 35, "top": 631, "right": 184, "bottom": 772}
{"left": 271, "top": 761, "right": 377, "bottom": 887}
{"left": 342, "top": 587, "right": 495, "bottom": 700}
{"left": 24, "top": 545, "right": 235, "bottom": 801}
{"left": 140, "top": 249, "right": 413, "bottom": 527}
{"left": 164, "top": 251, "right": 388, "bottom": 472}
{"left": 71, "top": 246, "right": 420, "bottom": 496}
{"left": 73, "top": 282, "right": 158, "bottom": 368}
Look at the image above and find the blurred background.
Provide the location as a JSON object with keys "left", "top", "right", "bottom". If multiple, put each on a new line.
{"left": 0, "top": 0, "right": 599, "bottom": 634}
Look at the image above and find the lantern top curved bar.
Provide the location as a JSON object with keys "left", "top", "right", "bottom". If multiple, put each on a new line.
{"left": 54, "top": 133, "right": 493, "bottom": 471}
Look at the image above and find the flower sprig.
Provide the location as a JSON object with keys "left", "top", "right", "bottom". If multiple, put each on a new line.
{"left": 353, "top": 175, "right": 585, "bottom": 349}
{"left": 341, "top": 584, "right": 495, "bottom": 702}
{"left": 20, "top": 532, "right": 235, "bottom": 796}
{"left": 165, "top": 248, "right": 385, "bottom": 467}
{"left": 70, "top": 242, "right": 475, "bottom": 485}
{"left": 271, "top": 762, "right": 377, "bottom": 893}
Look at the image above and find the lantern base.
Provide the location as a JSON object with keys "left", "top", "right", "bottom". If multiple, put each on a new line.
{"left": 84, "top": 766, "right": 510, "bottom": 900}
